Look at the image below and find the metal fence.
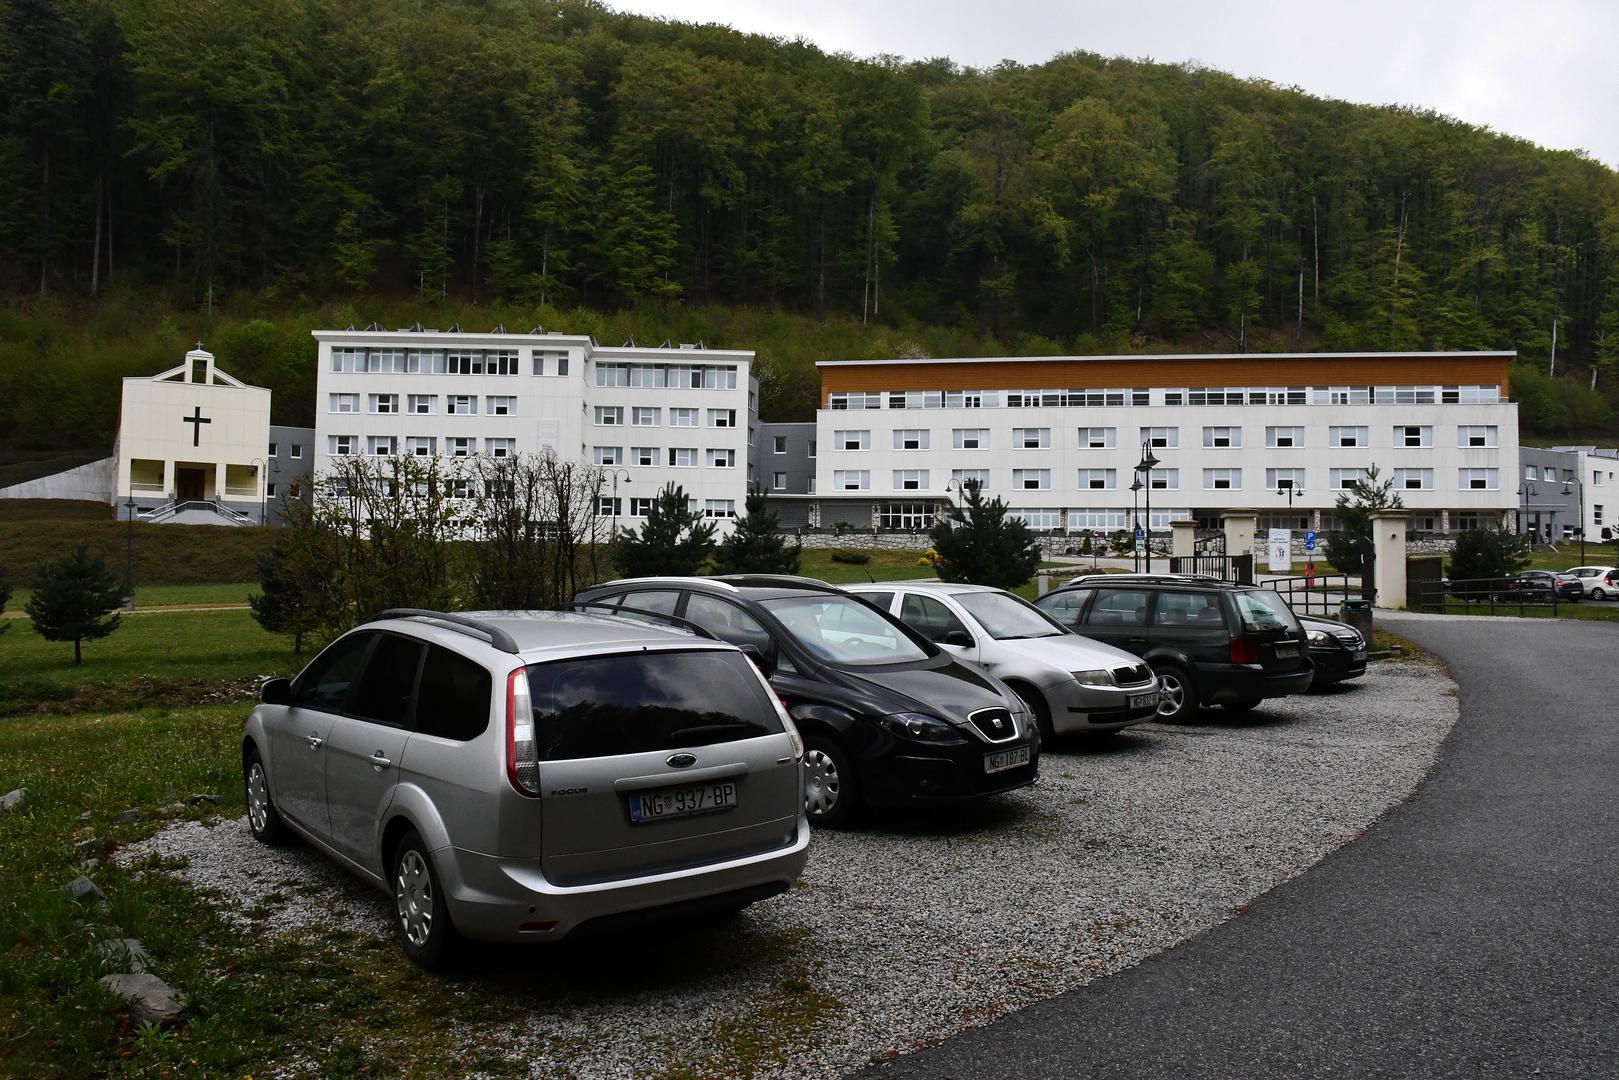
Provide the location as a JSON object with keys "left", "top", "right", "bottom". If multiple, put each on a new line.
{"left": 1261, "top": 573, "right": 1365, "bottom": 617}
{"left": 1411, "top": 577, "right": 1566, "bottom": 617}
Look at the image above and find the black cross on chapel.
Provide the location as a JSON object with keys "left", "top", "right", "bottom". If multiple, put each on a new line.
{"left": 183, "top": 405, "right": 211, "bottom": 447}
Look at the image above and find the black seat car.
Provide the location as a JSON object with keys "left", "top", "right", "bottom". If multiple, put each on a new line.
{"left": 1033, "top": 574, "right": 1312, "bottom": 720}
{"left": 1298, "top": 614, "right": 1368, "bottom": 687}
{"left": 572, "top": 575, "right": 1039, "bottom": 827}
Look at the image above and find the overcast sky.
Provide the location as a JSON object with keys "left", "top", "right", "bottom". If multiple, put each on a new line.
{"left": 609, "top": 0, "right": 1619, "bottom": 169}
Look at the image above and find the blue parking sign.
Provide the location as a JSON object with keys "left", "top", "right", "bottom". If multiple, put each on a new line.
{"left": 1305, "top": 529, "right": 1317, "bottom": 552}
{"left": 1135, "top": 527, "right": 1145, "bottom": 539}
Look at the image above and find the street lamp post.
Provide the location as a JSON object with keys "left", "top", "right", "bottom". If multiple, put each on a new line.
{"left": 1129, "top": 475, "right": 1144, "bottom": 572}
{"left": 1563, "top": 477, "right": 1586, "bottom": 564}
{"left": 609, "top": 467, "right": 631, "bottom": 539}
{"left": 123, "top": 496, "right": 137, "bottom": 601}
{"left": 1135, "top": 443, "right": 1161, "bottom": 574}
{"left": 249, "top": 456, "right": 275, "bottom": 525}
{"left": 1517, "top": 480, "right": 1537, "bottom": 539}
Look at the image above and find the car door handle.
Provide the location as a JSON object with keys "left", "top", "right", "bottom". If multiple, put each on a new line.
{"left": 1127, "top": 637, "right": 1148, "bottom": 646}
{"left": 307, "top": 733, "right": 324, "bottom": 749}
{"left": 370, "top": 751, "right": 393, "bottom": 770}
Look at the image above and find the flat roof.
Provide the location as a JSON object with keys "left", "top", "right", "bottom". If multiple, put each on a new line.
{"left": 312, "top": 328, "right": 751, "bottom": 358}
{"left": 816, "top": 350, "right": 1517, "bottom": 369}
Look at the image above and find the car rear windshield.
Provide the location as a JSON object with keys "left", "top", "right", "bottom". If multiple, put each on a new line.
{"left": 1233, "top": 589, "right": 1302, "bottom": 634}
{"left": 524, "top": 650, "right": 782, "bottom": 761}
{"left": 954, "top": 591, "right": 1066, "bottom": 639}
{"left": 760, "top": 594, "right": 930, "bottom": 666}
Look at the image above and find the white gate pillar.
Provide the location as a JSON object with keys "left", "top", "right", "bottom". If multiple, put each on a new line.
{"left": 1370, "top": 509, "right": 1410, "bottom": 610}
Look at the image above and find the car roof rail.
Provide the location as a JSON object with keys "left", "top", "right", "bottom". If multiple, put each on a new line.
{"left": 558, "top": 601, "right": 719, "bottom": 640}
{"left": 712, "top": 574, "right": 839, "bottom": 590}
{"left": 595, "top": 575, "right": 740, "bottom": 592}
{"left": 374, "top": 608, "right": 521, "bottom": 654}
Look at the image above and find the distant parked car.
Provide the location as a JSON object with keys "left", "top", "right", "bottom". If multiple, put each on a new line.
{"left": 1564, "top": 566, "right": 1619, "bottom": 599}
{"left": 1033, "top": 574, "right": 1313, "bottom": 721}
{"left": 1511, "top": 570, "right": 1583, "bottom": 602}
{"left": 243, "top": 608, "right": 810, "bottom": 968}
{"left": 845, "top": 581, "right": 1162, "bottom": 738}
{"left": 1298, "top": 615, "right": 1368, "bottom": 687}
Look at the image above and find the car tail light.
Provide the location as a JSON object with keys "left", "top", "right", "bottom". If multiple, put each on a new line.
{"left": 1607, "top": 572, "right": 1616, "bottom": 585}
{"left": 1229, "top": 637, "right": 1260, "bottom": 664}
{"left": 506, "top": 667, "right": 540, "bottom": 797}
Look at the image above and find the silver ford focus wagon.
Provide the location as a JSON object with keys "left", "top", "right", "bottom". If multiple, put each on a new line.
{"left": 242, "top": 608, "right": 810, "bottom": 968}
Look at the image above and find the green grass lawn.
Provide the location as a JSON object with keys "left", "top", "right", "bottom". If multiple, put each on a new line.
{"left": 797, "top": 547, "right": 940, "bottom": 585}
{"left": 7, "top": 581, "right": 257, "bottom": 613}
{"left": 1522, "top": 545, "right": 1619, "bottom": 572}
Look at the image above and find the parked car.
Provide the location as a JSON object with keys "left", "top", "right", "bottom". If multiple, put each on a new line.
{"left": 1511, "top": 570, "right": 1583, "bottom": 602}
{"left": 1298, "top": 615, "right": 1368, "bottom": 687}
{"left": 573, "top": 575, "right": 1040, "bottom": 827}
{"left": 1033, "top": 574, "right": 1313, "bottom": 721}
{"left": 1564, "top": 566, "right": 1619, "bottom": 599}
{"left": 243, "top": 608, "right": 810, "bottom": 968}
{"left": 844, "top": 581, "right": 1161, "bottom": 738}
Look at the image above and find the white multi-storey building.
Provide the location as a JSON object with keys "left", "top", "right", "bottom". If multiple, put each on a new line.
{"left": 312, "top": 327, "right": 756, "bottom": 527}
{"left": 807, "top": 351, "right": 1520, "bottom": 535}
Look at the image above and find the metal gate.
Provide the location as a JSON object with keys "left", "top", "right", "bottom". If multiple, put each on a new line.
{"left": 1407, "top": 555, "right": 1445, "bottom": 612}
{"left": 1169, "top": 552, "right": 1254, "bottom": 583}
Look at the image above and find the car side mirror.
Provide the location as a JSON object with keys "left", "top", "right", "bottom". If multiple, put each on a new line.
{"left": 260, "top": 677, "right": 294, "bottom": 705}
{"left": 739, "top": 643, "right": 777, "bottom": 678}
{"left": 940, "top": 630, "right": 973, "bottom": 648}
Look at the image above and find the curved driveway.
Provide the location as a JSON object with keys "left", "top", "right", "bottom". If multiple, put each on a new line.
{"left": 860, "top": 614, "right": 1619, "bottom": 1079}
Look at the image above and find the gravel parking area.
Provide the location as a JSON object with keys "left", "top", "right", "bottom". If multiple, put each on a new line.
{"left": 119, "top": 659, "right": 1456, "bottom": 1078}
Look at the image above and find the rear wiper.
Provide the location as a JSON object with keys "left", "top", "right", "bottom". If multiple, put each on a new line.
{"left": 668, "top": 722, "right": 754, "bottom": 741}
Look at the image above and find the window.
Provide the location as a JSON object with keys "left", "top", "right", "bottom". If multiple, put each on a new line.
{"left": 1086, "top": 589, "right": 1151, "bottom": 627}
{"left": 446, "top": 437, "right": 473, "bottom": 458}
{"left": 595, "top": 362, "right": 629, "bottom": 387}
{"left": 486, "top": 396, "right": 515, "bottom": 416}
{"left": 295, "top": 633, "right": 374, "bottom": 710}
{"left": 1458, "top": 425, "right": 1498, "bottom": 448}
{"left": 347, "top": 634, "right": 425, "bottom": 727}
{"left": 953, "top": 428, "right": 989, "bottom": 450}
{"left": 486, "top": 438, "right": 516, "bottom": 458}
{"left": 835, "top": 429, "right": 870, "bottom": 451}
{"left": 1067, "top": 508, "right": 1127, "bottom": 530}
{"left": 1267, "top": 468, "right": 1306, "bottom": 490}
{"left": 593, "top": 446, "right": 622, "bottom": 466}
{"left": 1077, "top": 468, "right": 1116, "bottom": 490}
{"left": 808, "top": 441, "right": 817, "bottom": 458}
{"left": 368, "top": 393, "right": 398, "bottom": 415}
{"left": 409, "top": 394, "right": 437, "bottom": 415}
{"left": 899, "top": 593, "right": 970, "bottom": 643}
{"left": 1013, "top": 427, "right": 1050, "bottom": 450}
{"left": 1077, "top": 427, "right": 1115, "bottom": 449}
{"left": 368, "top": 435, "right": 396, "bottom": 456}
{"left": 1544, "top": 466, "right": 1556, "bottom": 481}
{"left": 632, "top": 446, "right": 657, "bottom": 467}
{"left": 597, "top": 497, "right": 621, "bottom": 516}
{"left": 1039, "top": 588, "right": 1092, "bottom": 625}
{"left": 1011, "top": 508, "right": 1061, "bottom": 529}
{"left": 683, "top": 595, "right": 774, "bottom": 654}
{"left": 413, "top": 646, "right": 492, "bottom": 741}
{"left": 1140, "top": 427, "right": 1178, "bottom": 449}
{"left": 1331, "top": 468, "right": 1367, "bottom": 490}
{"left": 1460, "top": 468, "right": 1498, "bottom": 490}
{"left": 1526, "top": 464, "right": 1538, "bottom": 479}
{"left": 668, "top": 447, "right": 698, "bottom": 467}
{"left": 533, "top": 351, "right": 569, "bottom": 377}
{"left": 828, "top": 391, "right": 883, "bottom": 410}
{"left": 1394, "top": 468, "right": 1433, "bottom": 490}
{"left": 772, "top": 435, "right": 788, "bottom": 454}
{"left": 772, "top": 472, "right": 787, "bottom": 490}
{"left": 952, "top": 468, "right": 991, "bottom": 489}
{"left": 703, "top": 499, "right": 737, "bottom": 519}
{"left": 893, "top": 469, "right": 929, "bottom": 491}
{"left": 708, "top": 449, "right": 736, "bottom": 468}
{"left": 406, "top": 436, "right": 436, "bottom": 457}
{"left": 448, "top": 394, "right": 476, "bottom": 416}
{"left": 1330, "top": 426, "right": 1369, "bottom": 448}
{"left": 1595, "top": 471, "right": 1604, "bottom": 487}
{"left": 834, "top": 469, "right": 871, "bottom": 491}
{"left": 594, "top": 406, "right": 623, "bottom": 426}
{"left": 670, "top": 407, "right": 698, "bottom": 427}
{"left": 1266, "top": 426, "right": 1303, "bottom": 448}
{"left": 331, "top": 347, "right": 367, "bottom": 373}
{"left": 1153, "top": 591, "right": 1222, "bottom": 628}
{"left": 1596, "top": 505, "right": 1605, "bottom": 526}
{"left": 629, "top": 497, "right": 656, "bottom": 516}
{"left": 1014, "top": 468, "right": 1051, "bottom": 490}
{"left": 1203, "top": 468, "right": 1242, "bottom": 490}
{"left": 708, "top": 409, "right": 736, "bottom": 428}
{"left": 330, "top": 393, "right": 359, "bottom": 413}
{"left": 268, "top": 442, "right": 278, "bottom": 456}
{"left": 1396, "top": 425, "right": 1433, "bottom": 448}
{"left": 893, "top": 428, "right": 930, "bottom": 450}
{"left": 1147, "top": 468, "right": 1177, "bottom": 490}
{"left": 1202, "top": 426, "right": 1242, "bottom": 449}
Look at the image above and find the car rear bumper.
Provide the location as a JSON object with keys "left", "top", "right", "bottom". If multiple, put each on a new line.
{"left": 1193, "top": 663, "right": 1314, "bottom": 705}
{"left": 434, "top": 817, "right": 810, "bottom": 942}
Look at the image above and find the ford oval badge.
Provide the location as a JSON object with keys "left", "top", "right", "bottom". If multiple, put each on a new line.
{"left": 667, "top": 753, "right": 697, "bottom": 768}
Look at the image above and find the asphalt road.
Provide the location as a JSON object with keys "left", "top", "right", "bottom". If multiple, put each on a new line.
{"left": 859, "top": 614, "right": 1619, "bottom": 1079}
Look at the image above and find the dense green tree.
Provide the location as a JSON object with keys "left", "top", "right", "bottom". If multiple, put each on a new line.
{"left": 1447, "top": 527, "right": 1531, "bottom": 583}
{"left": 25, "top": 544, "right": 123, "bottom": 664}
{"left": 1324, "top": 464, "right": 1405, "bottom": 576}
{"left": 615, "top": 483, "right": 715, "bottom": 577}
{"left": 248, "top": 534, "right": 319, "bottom": 654}
{"left": 928, "top": 481, "right": 1041, "bottom": 591}
{"left": 711, "top": 490, "right": 802, "bottom": 575}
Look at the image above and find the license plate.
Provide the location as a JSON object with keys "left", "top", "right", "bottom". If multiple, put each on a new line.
{"left": 628, "top": 781, "right": 738, "bottom": 823}
{"left": 1274, "top": 643, "right": 1298, "bottom": 658}
{"left": 1353, "top": 649, "right": 1367, "bottom": 661}
{"left": 1130, "top": 692, "right": 1160, "bottom": 710}
{"left": 985, "top": 745, "right": 1032, "bottom": 774}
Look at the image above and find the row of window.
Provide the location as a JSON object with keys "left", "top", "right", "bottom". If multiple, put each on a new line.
{"left": 827, "top": 467, "right": 1502, "bottom": 492}
{"left": 595, "top": 406, "right": 737, "bottom": 428}
{"left": 266, "top": 441, "right": 303, "bottom": 459}
{"left": 827, "top": 385, "right": 1505, "bottom": 410}
{"left": 1523, "top": 464, "right": 1619, "bottom": 487}
{"left": 596, "top": 497, "right": 737, "bottom": 518}
{"left": 330, "top": 435, "right": 518, "bottom": 458}
{"left": 593, "top": 363, "right": 740, "bottom": 389}
{"left": 331, "top": 347, "right": 538, "bottom": 375}
{"left": 832, "top": 424, "right": 1501, "bottom": 451}
{"left": 593, "top": 447, "right": 736, "bottom": 468}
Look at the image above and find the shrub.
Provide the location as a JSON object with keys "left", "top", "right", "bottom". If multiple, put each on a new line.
{"left": 830, "top": 550, "right": 871, "bottom": 565}
{"left": 1447, "top": 527, "right": 1530, "bottom": 582}
{"left": 26, "top": 545, "right": 124, "bottom": 664}
{"left": 928, "top": 483, "right": 1040, "bottom": 590}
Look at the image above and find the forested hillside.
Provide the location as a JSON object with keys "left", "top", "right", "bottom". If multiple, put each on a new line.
{"left": 3, "top": 0, "right": 1619, "bottom": 449}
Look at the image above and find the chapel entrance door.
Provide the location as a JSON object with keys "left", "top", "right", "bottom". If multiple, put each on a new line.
{"left": 176, "top": 468, "right": 205, "bottom": 501}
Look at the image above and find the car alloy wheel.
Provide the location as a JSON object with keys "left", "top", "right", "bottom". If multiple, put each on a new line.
{"left": 1594, "top": 588, "right": 1607, "bottom": 600}
{"left": 395, "top": 848, "right": 435, "bottom": 948}
{"left": 1154, "top": 665, "right": 1195, "bottom": 722}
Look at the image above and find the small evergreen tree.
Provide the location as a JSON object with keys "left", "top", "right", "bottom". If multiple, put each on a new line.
{"left": 1324, "top": 464, "right": 1404, "bottom": 575}
{"left": 1447, "top": 527, "right": 1530, "bottom": 582}
{"left": 249, "top": 538, "right": 321, "bottom": 654}
{"left": 26, "top": 545, "right": 123, "bottom": 664}
{"left": 0, "top": 562, "right": 11, "bottom": 635}
{"left": 928, "top": 482, "right": 1041, "bottom": 590}
{"left": 711, "top": 490, "right": 802, "bottom": 575}
{"left": 614, "top": 483, "right": 716, "bottom": 576}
